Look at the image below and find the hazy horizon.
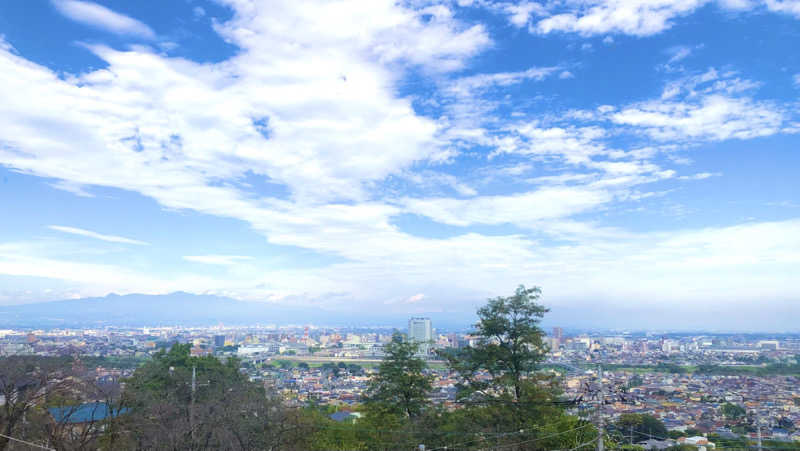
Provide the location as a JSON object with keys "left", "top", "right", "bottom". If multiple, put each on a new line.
{"left": 1, "top": 291, "right": 798, "bottom": 333}
{"left": 0, "top": 1, "right": 798, "bottom": 330}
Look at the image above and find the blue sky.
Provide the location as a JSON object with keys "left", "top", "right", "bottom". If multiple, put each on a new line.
{"left": 0, "top": 0, "right": 798, "bottom": 329}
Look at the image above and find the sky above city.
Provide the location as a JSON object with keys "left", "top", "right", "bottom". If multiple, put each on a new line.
{"left": 0, "top": 0, "right": 799, "bottom": 329}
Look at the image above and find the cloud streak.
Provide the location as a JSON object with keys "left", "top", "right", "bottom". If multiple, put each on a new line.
{"left": 52, "top": 0, "right": 156, "bottom": 39}
{"left": 48, "top": 225, "right": 149, "bottom": 246}
{"left": 183, "top": 255, "right": 255, "bottom": 266}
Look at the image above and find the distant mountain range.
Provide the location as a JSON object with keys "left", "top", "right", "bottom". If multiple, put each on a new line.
{"left": 0, "top": 292, "right": 475, "bottom": 329}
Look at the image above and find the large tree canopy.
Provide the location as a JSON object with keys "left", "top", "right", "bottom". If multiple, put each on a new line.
{"left": 441, "top": 285, "right": 561, "bottom": 432}
{"left": 363, "top": 333, "right": 433, "bottom": 419}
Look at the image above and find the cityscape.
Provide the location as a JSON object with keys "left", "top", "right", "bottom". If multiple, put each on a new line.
{"left": 4, "top": 317, "right": 800, "bottom": 449}
{"left": 1, "top": 0, "right": 799, "bottom": 449}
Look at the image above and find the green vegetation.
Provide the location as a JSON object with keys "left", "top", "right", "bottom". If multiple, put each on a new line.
{"left": 363, "top": 333, "right": 432, "bottom": 419}
{"left": 720, "top": 402, "right": 746, "bottom": 420}
{"left": 81, "top": 355, "right": 149, "bottom": 370}
{"left": 15, "top": 285, "right": 771, "bottom": 450}
{"left": 441, "top": 286, "right": 555, "bottom": 411}
{"left": 601, "top": 362, "right": 800, "bottom": 377}
{"left": 696, "top": 362, "right": 800, "bottom": 376}
{"left": 295, "top": 285, "right": 600, "bottom": 450}
{"left": 613, "top": 414, "right": 669, "bottom": 444}
{"left": 118, "top": 343, "right": 293, "bottom": 450}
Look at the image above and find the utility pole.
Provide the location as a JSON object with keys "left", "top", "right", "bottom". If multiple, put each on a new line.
{"left": 757, "top": 412, "right": 762, "bottom": 451}
{"left": 190, "top": 365, "right": 197, "bottom": 443}
{"left": 597, "top": 365, "right": 604, "bottom": 451}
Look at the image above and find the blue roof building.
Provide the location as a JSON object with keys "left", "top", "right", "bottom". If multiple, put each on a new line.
{"left": 49, "top": 402, "right": 129, "bottom": 424}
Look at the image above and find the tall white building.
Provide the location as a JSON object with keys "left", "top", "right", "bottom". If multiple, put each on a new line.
{"left": 408, "top": 317, "right": 432, "bottom": 355}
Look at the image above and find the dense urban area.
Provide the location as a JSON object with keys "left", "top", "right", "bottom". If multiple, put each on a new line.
{"left": 3, "top": 305, "right": 800, "bottom": 450}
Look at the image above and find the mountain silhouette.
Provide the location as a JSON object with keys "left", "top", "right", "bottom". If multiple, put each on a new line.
{"left": 0, "top": 292, "right": 473, "bottom": 329}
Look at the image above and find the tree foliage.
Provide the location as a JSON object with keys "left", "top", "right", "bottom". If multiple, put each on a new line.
{"left": 614, "top": 414, "right": 669, "bottom": 443}
{"left": 0, "top": 284, "right": 615, "bottom": 451}
{"left": 364, "top": 333, "right": 432, "bottom": 419}
{"left": 0, "top": 356, "right": 77, "bottom": 450}
{"left": 720, "top": 402, "right": 746, "bottom": 420}
{"left": 441, "top": 285, "right": 559, "bottom": 430}
{"left": 119, "top": 344, "right": 295, "bottom": 450}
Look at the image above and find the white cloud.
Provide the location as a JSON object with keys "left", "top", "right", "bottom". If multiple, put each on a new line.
{"left": 1, "top": 1, "right": 799, "bottom": 322}
{"left": 183, "top": 255, "right": 255, "bottom": 265}
{"left": 48, "top": 225, "right": 149, "bottom": 245}
{"left": 611, "top": 95, "right": 785, "bottom": 142}
{"left": 765, "top": 0, "right": 800, "bottom": 17}
{"left": 447, "top": 66, "right": 560, "bottom": 96}
{"left": 48, "top": 180, "right": 94, "bottom": 197}
{"left": 0, "top": 1, "right": 500, "bottom": 308}
{"left": 503, "top": 2, "right": 545, "bottom": 27}
{"left": 51, "top": 0, "right": 156, "bottom": 39}
{"left": 491, "top": 125, "right": 610, "bottom": 165}
{"left": 403, "top": 186, "right": 614, "bottom": 228}
{"left": 718, "top": 0, "right": 756, "bottom": 9}
{"left": 678, "top": 172, "right": 721, "bottom": 180}
{"left": 529, "top": 0, "right": 800, "bottom": 37}
{"left": 533, "top": 0, "right": 709, "bottom": 36}
{"left": 667, "top": 45, "right": 694, "bottom": 64}
{"left": 0, "top": 0, "right": 491, "bottom": 204}
{"left": 659, "top": 68, "right": 761, "bottom": 100}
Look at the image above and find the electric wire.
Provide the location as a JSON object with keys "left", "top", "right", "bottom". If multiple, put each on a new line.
{"left": 0, "top": 433, "right": 55, "bottom": 451}
{"left": 429, "top": 421, "right": 595, "bottom": 451}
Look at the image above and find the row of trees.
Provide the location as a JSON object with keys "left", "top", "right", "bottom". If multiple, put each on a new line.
{"left": 0, "top": 285, "right": 602, "bottom": 450}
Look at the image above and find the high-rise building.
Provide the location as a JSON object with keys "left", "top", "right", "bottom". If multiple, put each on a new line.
{"left": 552, "top": 327, "right": 563, "bottom": 343}
{"left": 408, "top": 317, "right": 432, "bottom": 355}
{"left": 214, "top": 335, "right": 226, "bottom": 347}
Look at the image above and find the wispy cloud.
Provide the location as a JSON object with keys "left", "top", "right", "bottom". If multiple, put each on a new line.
{"left": 183, "top": 255, "right": 255, "bottom": 266}
{"left": 447, "top": 66, "right": 560, "bottom": 96}
{"left": 667, "top": 45, "right": 694, "bottom": 64}
{"left": 51, "top": 0, "right": 155, "bottom": 39}
{"left": 48, "top": 225, "right": 149, "bottom": 245}
{"left": 527, "top": 0, "right": 800, "bottom": 37}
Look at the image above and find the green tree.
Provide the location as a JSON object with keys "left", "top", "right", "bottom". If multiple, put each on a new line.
{"left": 628, "top": 374, "right": 644, "bottom": 388}
{"left": 615, "top": 414, "right": 669, "bottom": 443}
{"left": 720, "top": 402, "right": 746, "bottom": 420}
{"left": 0, "top": 356, "right": 78, "bottom": 450}
{"left": 364, "top": 333, "right": 432, "bottom": 419}
{"left": 121, "top": 344, "right": 291, "bottom": 450}
{"left": 443, "top": 286, "right": 554, "bottom": 409}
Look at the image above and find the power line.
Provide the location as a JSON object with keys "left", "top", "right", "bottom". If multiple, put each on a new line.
{"left": 429, "top": 422, "right": 595, "bottom": 451}
{"left": 0, "top": 433, "right": 55, "bottom": 451}
{"left": 493, "top": 434, "right": 598, "bottom": 451}
{"left": 623, "top": 428, "right": 759, "bottom": 449}
{"left": 564, "top": 437, "right": 600, "bottom": 451}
